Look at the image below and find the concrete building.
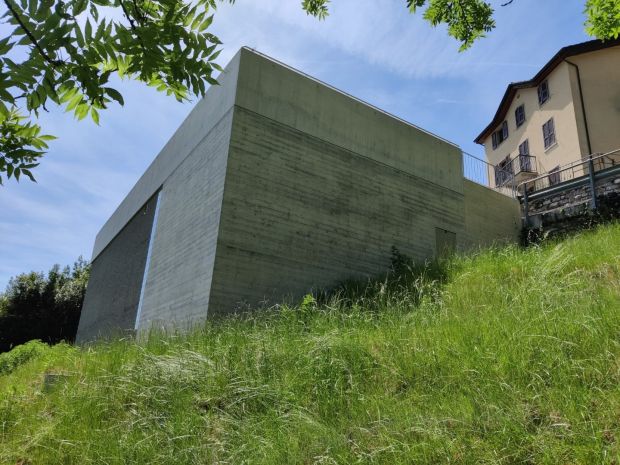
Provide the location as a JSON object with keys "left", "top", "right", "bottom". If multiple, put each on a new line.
{"left": 475, "top": 39, "right": 620, "bottom": 189}
{"left": 76, "top": 48, "right": 521, "bottom": 342}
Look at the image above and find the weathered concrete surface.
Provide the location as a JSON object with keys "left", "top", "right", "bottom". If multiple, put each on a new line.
{"left": 78, "top": 47, "right": 523, "bottom": 338}
{"left": 208, "top": 105, "right": 466, "bottom": 314}
{"left": 235, "top": 49, "right": 463, "bottom": 194}
{"left": 463, "top": 180, "right": 522, "bottom": 248}
{"left": 91, "top": 51, "right": 241, "bottom": 260}
{"left": 76, "top": 193, "right": 158, "bottom": 342}
{"left": 135, "top": 110, "right": 234, "bottom": 329}
{"left": 206, "top": 50, "right": 520, "bottom": 315}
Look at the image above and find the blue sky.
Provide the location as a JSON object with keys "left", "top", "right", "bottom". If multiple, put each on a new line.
{"left": 0, "top": 0, "right": 590, "bottom": 288}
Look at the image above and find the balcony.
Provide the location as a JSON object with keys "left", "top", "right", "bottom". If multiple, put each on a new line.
{"left": 494, "top": 154, "right": 537, "bottom": 188}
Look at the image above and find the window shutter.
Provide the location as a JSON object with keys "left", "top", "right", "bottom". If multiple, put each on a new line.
{"left": 502, "top": 121, "right": 509, "bottom": 139}
{"left": 550, "top": 119, "right": 556, "bottom": 146}
{"left": 492, "top": 132, "right": 498, "bottom": 149}
{"left": 538, "top": 81, "right": 549, "bottom": 105}
{"left": 515, "top": 105, "right": 524, "bottom": 127}
{"left": 519, "top": 139, "right": 529, "bottom": 155}
{"left": 543, "top": 119, "right": 556, "bottom": 149}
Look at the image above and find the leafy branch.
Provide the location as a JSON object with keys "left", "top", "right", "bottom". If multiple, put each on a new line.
{"left": 0, "top": 0, "right": 232, "bottom": 185}
{"left": 302, "top": 1, "right": 620, "bottom": 50}
{"left": 2, "top": 0, "right": 64, "bottom": 67}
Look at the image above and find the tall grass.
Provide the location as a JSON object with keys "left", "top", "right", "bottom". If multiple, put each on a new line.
{"left": 1, "top": 224, "right": 620, "bottom": 464}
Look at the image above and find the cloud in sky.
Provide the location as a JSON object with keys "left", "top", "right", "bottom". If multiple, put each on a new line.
{"left": 0, "top": 0, "right": 591, "bottom": 288}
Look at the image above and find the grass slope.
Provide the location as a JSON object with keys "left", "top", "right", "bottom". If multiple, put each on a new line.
{"left": 1, "top": 224, "right": 620, "bottom": 464}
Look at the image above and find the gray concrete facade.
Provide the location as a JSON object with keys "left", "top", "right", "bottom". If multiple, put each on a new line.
{"left": 76, "top": 193, "right": 159, "bottom": 342}
{"left": 77, "top": 48, "right": 521, "bottom": 341}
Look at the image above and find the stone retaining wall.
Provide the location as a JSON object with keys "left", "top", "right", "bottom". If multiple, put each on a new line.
{"left": 527, "top": 175, "right": 620, "bottom": 216}
{"left": 523, "top": 174, "right": 620, "bottom": 242}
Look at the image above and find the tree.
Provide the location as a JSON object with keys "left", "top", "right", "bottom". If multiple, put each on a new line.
{"left": 1, "top": 0, "right": 619, "bottom": 185}
{"left": 0, "top": 0, "right": 231, "bottom": 184}
{"left": 584, "top": 0, "right": 620, "bottom": 39}
{"left": 0, "top": 258, "right": 90, "bottom": 352}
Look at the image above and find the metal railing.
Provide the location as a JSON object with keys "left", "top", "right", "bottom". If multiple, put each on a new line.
{"left": 462, "top": 151, "right": 492, "bottom": 187}
{"left": 462, "top": 151, "right": 519, "bottom": 198}
{"left": 518, "top": 148, "right": 620, "bottom": 225}
{"left": 517, "top": 149, "right": 620, "bottom": 195}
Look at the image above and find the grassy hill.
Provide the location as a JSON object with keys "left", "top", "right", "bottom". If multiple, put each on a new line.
{"left": 1, "top": 223, "right": 620, "bottom": 465}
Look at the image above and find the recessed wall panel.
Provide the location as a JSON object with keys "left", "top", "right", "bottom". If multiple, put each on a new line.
{"left": 76, "top": 193, "right": 159, "bottom": 342}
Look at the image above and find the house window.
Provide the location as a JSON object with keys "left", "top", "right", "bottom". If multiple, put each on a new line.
{"left": 515, "top": 104, "right": 526, "bottom": 127}
{"left": 538, "top": 80, "right": 550, "bottom": 105}
{"left": 542, "top": 118, "right": 556, "bottom": 149}
{"left": 518, "top": 139, "right": 532, "bottom": 172}
{"left": 494, "top": 154, "right": 513, "bottom": 186}
{"left": 491, "top": 120, "right": 509, "bottom": 150}
{"left": 548, "top": 166, "right": 561, "bottom": 186}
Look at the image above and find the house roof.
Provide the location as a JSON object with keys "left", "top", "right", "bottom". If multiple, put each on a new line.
{"left": 474, "top": 38, "right": 620, "bottom": 145}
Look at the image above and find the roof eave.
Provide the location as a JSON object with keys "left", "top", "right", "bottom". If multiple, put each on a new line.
{"left": 474, "top": 38, "right": 620, "bottom": 145}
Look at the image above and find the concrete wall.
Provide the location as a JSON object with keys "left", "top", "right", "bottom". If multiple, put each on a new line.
{"left": 235, "top": 49, "right": 464, "bottom": 194}
{"left": 76, "top": 193, "right": 158, "bottom": 342}
{"left": 79, "top": 47, "right": 523, "bottom": 336}
{"left": 135, "top": 109, "right": 234, "bottom": 329}
{"left": 206, "top": 49, "right": 521, "bottom": 315}
{"left": 207, "top": 105, "right": 466, "bottom": 315}
{"left": 77, "top": 53, "right": 241, "bottom": 340}
{"left": 90, "top": 51, "right": 241, "bottom": 260}
{"left": 462, "top": 180, "right": 522, "bottom": 248}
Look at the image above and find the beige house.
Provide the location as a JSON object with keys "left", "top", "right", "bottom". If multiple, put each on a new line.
{"left": 475, "top": 39, "right": 620, "bottom": 189}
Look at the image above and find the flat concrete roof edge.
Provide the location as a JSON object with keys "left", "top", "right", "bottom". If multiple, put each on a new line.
{"left": 91, "top": 50, "right": 243, "bottom": 260}
{"left": 240, "top": 46, "right": 460, "bottom": 150}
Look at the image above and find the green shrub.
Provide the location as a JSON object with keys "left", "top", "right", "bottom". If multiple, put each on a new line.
{"left": 0, "top": 339, "right": 48, "bottom": 376}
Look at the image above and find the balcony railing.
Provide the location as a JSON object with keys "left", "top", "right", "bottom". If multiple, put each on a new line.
{"left": 494, "top": 154, "right": 537, "bottom": 188}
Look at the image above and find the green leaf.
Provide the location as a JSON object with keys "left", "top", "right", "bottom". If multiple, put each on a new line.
{"left": 85, "top": 19, "right": 93, "bottom": 40}
{"left": 90, "top": 107, "right": 100, "bottom": 125}
{"left": 73, "top": 0, "right": 88, "bottom": 16}
{"left": 0, "top": 101, "right": 9, "bottom": 118}
{"left": 75, "top": 103, "right": 89, "bottom": 120}
{"left": 21, "top": 168, "right": 36, "bottom": 182}
{"left": 66, "top": 94, "right": 83, "bottom": 112}
{"left": 199, "top": 14, "right": 214, "bottom": 31}
{"left": 104, "top": 87, "right": 124, "bottom": 105}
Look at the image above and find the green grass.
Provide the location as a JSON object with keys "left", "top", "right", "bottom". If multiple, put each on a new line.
{"left": 1, "top": 224, "right": 620, "bottom": 464}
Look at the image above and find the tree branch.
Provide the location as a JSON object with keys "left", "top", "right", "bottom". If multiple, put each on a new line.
{"left": 2, "top": 0, "right": 64, "bottom": 67}
{"left": 118, "top": 0, "right": 148, "bottom": 55}
{"left": 118, "top": 0, "right": 140, "bottom": 32}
